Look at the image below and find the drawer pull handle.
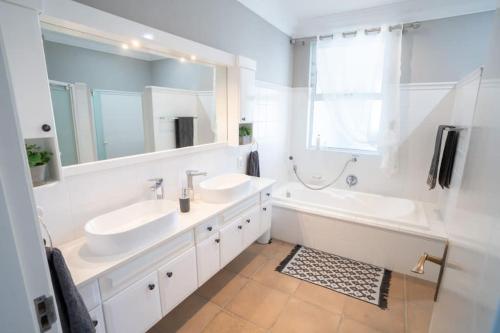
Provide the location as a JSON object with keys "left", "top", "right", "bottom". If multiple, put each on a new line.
{"left": 238, "top": 225, "right": 243, "bottom": 230}
{"left": 41, "top": 124, "right": 51, "bottom": 132}
{"left": 215, "top": 238, "right": 220, "bottom": 243}
{"left": 246, "top": 219, "right": 251, "bottom": 223}
{"left": 92, "top": 320, "right": 98, "bottom": 327}
{"left": 148, "top": 283, "right": 155, "bottom": 290}
{"left": 166, "top": 272, "right": 173, "bottom": 278}
{"left": 207, "top": 226, "right": 213, "bottom": 231}
{"left": 266, "top": 193, "right": 271, "bottom": 197}
{"left": 263, "top": 207, "right": 267, "bottom": 211}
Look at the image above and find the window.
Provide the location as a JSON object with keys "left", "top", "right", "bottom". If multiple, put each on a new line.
{"left": 308, "top": 32, "right": 387, "bottom": 153}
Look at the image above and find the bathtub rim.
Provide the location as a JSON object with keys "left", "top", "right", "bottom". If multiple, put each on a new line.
{"left": 272, "top": 196, "right": 448, "bottom": 242}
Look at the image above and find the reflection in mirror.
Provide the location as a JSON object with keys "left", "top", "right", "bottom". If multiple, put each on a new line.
{"left": 42, "top": 26, "right": 225, "bottom": 166}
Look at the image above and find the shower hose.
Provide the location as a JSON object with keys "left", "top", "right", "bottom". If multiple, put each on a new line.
{"left": 291, "top": 156, "right": 357, "bottom": 191}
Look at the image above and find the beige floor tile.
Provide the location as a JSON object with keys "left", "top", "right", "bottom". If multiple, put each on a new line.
{"left": 271, "top": 297, "right": 340, "bottom": 333}
{"left": 407, "top": 299, "right": 434, "bottom": 333}
{"left": 226, "top": 280, "right": 289, "bottom": 329}
{"left": 252, "top": 258, "right": 301, "bottom": 294}
{"left": 225, "top": 252, "right": 268, "bottom": 277}
{"left": 202, "top": 311, "right": 265, "bottom": 333}
{"left": 389, "top": 272, "right": 405, "bottom": 300}
{"left": 343, "top": 297, "right": 405, "bottom": 333}
{"left": 293, "top": 281, "right": 347, "bottom": 314}
{"left": 196, "top": 269, "right": 249, "bottom": 307}
{"left": 244, "top": 242, "right": 266, "bottom": 255}
{"left": 338, "top": 318, "right": 383, "bottom": 333}
{"left": 406, "top": 276, "right": 436, "bottom": 304}
{"left": 148, "top": 294, "right": 220, "bottom": 333}
{"left": 260, "top": 239, "right": 295, "bottom": 259}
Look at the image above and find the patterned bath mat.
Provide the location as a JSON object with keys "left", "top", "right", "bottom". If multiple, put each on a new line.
{"left": 276, "top": 245, "right": 392, "bottom": 309}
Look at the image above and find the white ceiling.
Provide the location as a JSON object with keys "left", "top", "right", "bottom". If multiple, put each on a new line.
{"left": 237, "top": 0, "right": 496, "bottom": 37}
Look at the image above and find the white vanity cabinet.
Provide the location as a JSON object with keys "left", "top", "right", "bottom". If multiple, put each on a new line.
{"left": 103, "top": 271, "right": 161, "bottom": 333}
{"left": 220, "top": 216, "right": 245, "bottom": 267}
{"left": 158, "top": 247, "right": 198, "bottom": 315}
{"left": 196, "top": 233, "right": 221, "bottom": 285}
{"left": 89, "top": 306, "right": 106, "bottom": 333}
{"left": 242, "top": 205, "right": 262, "bottom": 247}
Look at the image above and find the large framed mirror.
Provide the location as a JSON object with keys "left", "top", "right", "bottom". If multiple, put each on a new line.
{"left": 41, "top": 23, "right": 227, "bottom": 167}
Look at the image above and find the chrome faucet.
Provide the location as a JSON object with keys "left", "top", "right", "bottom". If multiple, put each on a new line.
{"left": 186, "top": 170, "right": 207, "bottom": 200}
{"left": 148, "top": 178, "right": 164, "bottom": 200}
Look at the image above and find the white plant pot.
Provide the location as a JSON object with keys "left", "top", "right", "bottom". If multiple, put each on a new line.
{"left": 239, "top": 135, "right": 251, "bottom": 145}
{"left": 30, "top": 165, "right": 48, "bottom": 186}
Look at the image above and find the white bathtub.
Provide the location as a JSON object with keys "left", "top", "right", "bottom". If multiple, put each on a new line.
{"left": 273, "top": 182, "right": 428, "bottom": 230}
{"left": 271, "top": 182, "right": 447, "bottom": 282}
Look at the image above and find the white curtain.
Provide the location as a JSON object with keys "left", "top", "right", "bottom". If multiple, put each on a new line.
{"left": 314, "top": 26, "right": 402, "bottom": 174}
{"left": 378, "top": 27, "right": 402, "bottom": 175}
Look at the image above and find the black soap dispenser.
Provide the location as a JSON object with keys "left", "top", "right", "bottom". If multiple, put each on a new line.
{"left": 179, "top": 187, "right": 190, "bottom": 213}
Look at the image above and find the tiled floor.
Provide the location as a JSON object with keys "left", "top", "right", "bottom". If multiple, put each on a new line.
{"left": 148, "top": 240, "right": 436, "bottom": 333}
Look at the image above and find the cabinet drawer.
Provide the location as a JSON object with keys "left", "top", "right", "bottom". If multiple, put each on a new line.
{"left": 99, "top": 231, "right": 194, "bottom": 300}
{"left": 222, "top": 194, "right": 259, "bottom": 222}
{"left": 196, "top": 233, "right": 221, "bottom": 285}
{"left": 158, "top": 247, "right": 198, "bottom": 315}
{"left": 89, "top": 305, "right": 106, "bottom": 333}
{"left": 220, "top": 216, "right": 245, "bottom": 267}
{"left": 260, "top": 187, "right": 273, "bottom": 203}
{"left": 78, "top": 280, "right": 101, "bottom": 311}
{"left": 261, "top": 202, "right": 272, "bottom": 233}
{"left": 194, "top": 216, "right": 220, "bottom": 243}
{"left": 103, "top": 271, "right": 161, "bottom": 333}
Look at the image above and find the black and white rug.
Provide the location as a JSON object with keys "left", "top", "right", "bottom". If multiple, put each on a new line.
{"left": 276, "top": 245, "right": 392, "bottom": 309}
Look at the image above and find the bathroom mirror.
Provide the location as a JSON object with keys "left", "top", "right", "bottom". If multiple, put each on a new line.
{"left": 42, "top": 26, "right": 226, "bottom": 167}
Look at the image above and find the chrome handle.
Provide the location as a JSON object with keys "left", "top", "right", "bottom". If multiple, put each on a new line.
{"left": 148, "top": 283, "right": 155, "bottom": 290}
{"left": 238, "top": 225, "right": 243, "bottom": 230}
{"left": 266, "top": 193, "right": 271, "bottom": 197}
{"left": 215, "top": 239, "right": 220, "bottom": 243}
{"left": 246, "top": 219, "right": 251, "bottom": 223}
{"left": 166, "top": 272, "right": 173, "bottom": 278}
{"left": 207, "top": 226, "right": 213, "bottom": 231}
{"left": 263, "top": 207, "right": 267, "bottom": 211}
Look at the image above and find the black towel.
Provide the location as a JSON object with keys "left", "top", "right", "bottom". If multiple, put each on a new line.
{"left": 46, "top": 247, "right": 95, "bottom": 333}
{"left": 427, "top": 125, "right": 453, "bottom": 189}
{"left": 438, "top": 130, "right": 459, "bottom": 188}
{"left": 175, "top": 117, "right": 194, "bottom": 148}
{"left": 246, "top": 150, "right": 260, "bottom": 177}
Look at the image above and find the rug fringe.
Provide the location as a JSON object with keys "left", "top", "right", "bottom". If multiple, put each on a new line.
{"left": 275, "top": 244, "right": 302, "bottom": 272}
{"left": 378, "top": 269, "right": 392, "bottom": 310}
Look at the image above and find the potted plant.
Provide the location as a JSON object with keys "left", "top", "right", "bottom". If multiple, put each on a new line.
{"left": 239, "top": 125, "right": 252, "bottom": 145}
{"left": 26, "top": 144, "right": 52, "bottom": 186}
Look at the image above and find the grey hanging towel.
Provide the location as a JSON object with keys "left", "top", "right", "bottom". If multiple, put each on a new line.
{"left": 46, "top": 247, "right": 95, "bottom": 333}
{"left": 438, "top": 130, "right": 459, "bottom": 188}
{"left": 247, "top": 150, "right": 260, "bottom": 177}
{"left": 427, "top": 125, "right": 453, "bottom": 189}
{"left": 175, "top": 117, "right": 194, "bottom": 148}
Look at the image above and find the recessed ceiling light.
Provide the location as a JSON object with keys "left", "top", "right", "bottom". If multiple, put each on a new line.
{"left": 131, "top": 40, "right": 141, "bottom": 48}
{"left": 190, "top": 55, "right": 197, "bottom": 61}
{"left": 121, "top": 43, "right": 129, "bottom": 49}
{"left": 179, "top": 57, "right": 186, "bottom": 63}
{"left": 143, "top": 33, "right": 154, "bottom": 40}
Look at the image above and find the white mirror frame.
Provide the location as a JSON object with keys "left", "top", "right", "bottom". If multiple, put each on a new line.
{"left": 41, "top": 0, "right": 236, "bottom": 177}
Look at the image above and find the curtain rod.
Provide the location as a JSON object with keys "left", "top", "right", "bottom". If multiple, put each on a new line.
{"left": 290, "top": 22, "right": 421, "bottom": 44}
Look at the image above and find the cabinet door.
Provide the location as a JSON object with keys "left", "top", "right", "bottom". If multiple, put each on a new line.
{"left": 103, "top": 271, "right": 161, "bottom": 333}
{"left": 239, "top": 68, "right": 255, "bottom": 123}
{"left": 220, "top": 217, "right": 245, "bottom": 267}
{"left": 243, "top": 205, "right": 262, "bottom": 247}
{"left": 158, "top": 247, "right": 198, "bottom": 315}
{"left": 89, "top": 305, "right": 106, "bottom": 333}
{"left": 261, "top": 202, "right": 273, "bottom": 234}
{"left": 196, "top": 233, "right": 221, "bottom": 286}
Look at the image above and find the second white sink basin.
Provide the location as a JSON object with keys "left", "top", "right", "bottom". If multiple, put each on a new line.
{"left": 199, "top": 173, "right": 251, "bottom": 203}
{"left": 85, "top": 200, "right": 178, "bottom": 256}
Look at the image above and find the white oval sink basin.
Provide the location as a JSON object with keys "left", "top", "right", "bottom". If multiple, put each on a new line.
{"left": 199, "top": 173, "right": 251, "bottom": 203}
{"left": 85, "top": 200, "right": 178, "bottom": 256}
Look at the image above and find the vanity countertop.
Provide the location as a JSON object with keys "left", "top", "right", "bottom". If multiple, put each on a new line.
{"left": 59, "top": 176, "right": 275, "bottom": 287}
